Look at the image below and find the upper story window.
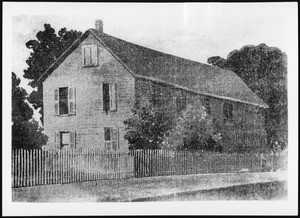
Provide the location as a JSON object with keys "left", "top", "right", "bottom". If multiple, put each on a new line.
{"left": 54, "top": 87, "right": 76, "bottom": 115}
{"left": 103, "top": 83, "right": 117, "bottom": 113}
{"left": 59, "top": 87, "right": 68, "bottom": 114}
{"left": 223, "top": 101, "right": 233, "bottom": 123}
{"left": 82, "top": 45, "right": 98, "bottom": 67}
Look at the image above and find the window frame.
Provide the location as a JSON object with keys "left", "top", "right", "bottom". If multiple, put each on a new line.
{"left": 223, "top": 101, "right": 234, "bottom": 123}
{"left": 176, "top": 95, "right": 187, "bottom": 113}
{"left": 204, "top": 98, "right": 211, "bottom": 116}
{"left": 54, "top": 87, "right": 76, "bottom": 116}
{"left": 104, "top": 127, "right": 119, "bottom": 151}
{"left": 58, "top": 87, "right": 69, "bottom": 115}
{"left": 55, "top": 131, "right": 76, "bottom": 149}
{"left": 60, "top": 131, "right": 70, "bottom": 147}
{"left": 151, "top": 85, "right": 163, "bottom": 108}
{"left": 102, "top": 83, "right": 117, "bottom": 113}
{"left": 82, "top": 45, "right": 98, "bottom": 67}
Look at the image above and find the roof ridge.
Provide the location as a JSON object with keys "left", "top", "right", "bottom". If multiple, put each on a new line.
{"left": 38, "top": 28, "right": 268, "bottom": 109}
{"left": 89, "top": 28, "right": 221, "bottom": 70}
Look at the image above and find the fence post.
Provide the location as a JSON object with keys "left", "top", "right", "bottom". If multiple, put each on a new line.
{"left": 260, "top": 153, "right": 263, "bottom": 172}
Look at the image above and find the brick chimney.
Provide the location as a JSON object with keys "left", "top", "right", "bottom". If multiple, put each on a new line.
{"left": 95, "top": 19, "right": 103, "bottom": 32}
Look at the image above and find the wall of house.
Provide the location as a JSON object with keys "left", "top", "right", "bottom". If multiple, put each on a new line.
{"left": 135, "top": 78, "right": 268, "bottom": 153}
{"left": 43, "top": 33, "right": 267, "bottom": 153}
{"left": 43, "top": 34, "right": 135, "bottom": 151}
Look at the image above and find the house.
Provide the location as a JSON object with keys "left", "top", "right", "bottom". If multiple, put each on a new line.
{"left": 38, "top": 20, "right": 269, "bottom": 153}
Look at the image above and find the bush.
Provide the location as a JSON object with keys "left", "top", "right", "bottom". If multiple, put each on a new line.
{"left": 162, "top": 101, "right": 222, "bottom": 151}
{"left": 12, "top": 120, "right": 48, "bottom": 150}
{"left": 124, "top": 106, "right": 176, "bottom": 150}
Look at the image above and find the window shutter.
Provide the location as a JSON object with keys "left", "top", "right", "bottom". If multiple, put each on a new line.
{"left": 110, "top": 84, "right": 117, "bottom": 111}
{"left": 112, "top": 127, "right": 119, "bottom": 151}
{"left": 82, "top": 46, "right": 86, "bottom": 65}
{"left": 91, "top": 45, "right": 98, "bottom": 66}
{"left": 54, "top": 132, "right": 60, "bottom": 148}
{"left": 70, "top": 131, "right": 76, "bottom": 148}
{"left": 68, "top": 87, "right": 76, "bottom": 115}
{"left": 54, "top": 89, "right": 59, "bottom": 115}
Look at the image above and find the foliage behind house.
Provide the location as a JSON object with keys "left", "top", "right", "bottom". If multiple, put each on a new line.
{"left": 12, "top": 72, "right": 48, "bottom": 150}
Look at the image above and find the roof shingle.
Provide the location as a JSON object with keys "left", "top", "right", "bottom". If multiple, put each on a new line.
{"left": 90, "top": 29, "right": 268, "bottom": 108}
{"left": 39, "top": 28, "right": 268, "bottom": 108}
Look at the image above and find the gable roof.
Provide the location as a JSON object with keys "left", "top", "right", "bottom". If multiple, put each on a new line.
{"left": 38, "top": 28, "right": 268, "bottom": 108}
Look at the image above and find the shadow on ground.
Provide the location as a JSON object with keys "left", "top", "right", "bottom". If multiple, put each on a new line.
{"left": 131, "top": 181, "right": 287, "bottom": 201}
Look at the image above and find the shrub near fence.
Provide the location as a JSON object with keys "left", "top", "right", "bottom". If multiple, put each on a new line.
{"left": 12, "top": 148, "right": 287, "bottom": 188}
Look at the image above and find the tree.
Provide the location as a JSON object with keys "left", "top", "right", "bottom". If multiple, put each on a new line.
{"left": 207, "top": 43, "right": 287, "bottom": 146}
{"left": 162, "top": 101, "right": 222, "bottom": 151}
{"left": 23, "top": 24, "right": 82, "bottom": 124}
{"left": 12, "top": 72, "right": 33, "bottom": 123}
{"left": 124, "top": 106, "right": 176, "bottom": 150}
{"left": 12, "top": 72, "right": 48, "bottom": 150}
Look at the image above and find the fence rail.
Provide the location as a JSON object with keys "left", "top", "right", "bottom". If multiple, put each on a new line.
{"left": 129, "top": 150, "right": 287, "bottom": 178}
{"left": 11, "top": 148, "right": 134, "bottom": 188}
{"left": 12, "top": 148, "right": 287, "bottom": 188}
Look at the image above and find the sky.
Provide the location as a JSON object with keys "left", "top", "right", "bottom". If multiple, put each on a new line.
{"left": 3, "top": 2, "right": 298, "bottom": 216}
{"left": 10, "top": 3, "right": 296, "bottom": 93}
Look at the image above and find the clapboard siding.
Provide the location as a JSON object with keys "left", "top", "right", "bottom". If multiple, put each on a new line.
{"left": 135, "top": 78, "right": 267, "bottom": 152}
{"left": 43, "top": 32, "right": 267, "bottom": 153}
{"left": 43, "top": 34, "right": 135, "bottom": 151}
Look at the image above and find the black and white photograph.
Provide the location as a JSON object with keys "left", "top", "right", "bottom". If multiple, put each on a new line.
{"left": 3, "top": 2, "right": 298, "bottom": 216}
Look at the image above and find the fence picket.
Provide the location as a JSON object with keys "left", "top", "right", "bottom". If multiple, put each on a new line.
{"left": 72, "top": 148, "right": 74, "bottom": 183}
{"left": 11, "top": 148, "right": 287, "bottom": 188}
{"left": 20, "top": 149, "right": 22, "bottom": 187}
{"left": 60, "top": 149, "right": 62, "bottom": 184}
{"left": 16, "top": 149, "right": 18, "bottom": 187}
{"left": 96, "top": 149, "right": 99, "bottom": 180}
{"left": 32, "top": 150, "right": 35, "bottom": 186}
{"left": 69, "top": 149, "right": 71, "bottom": 183}
{"left": 12, "top": 149, "right": 14, "bottom": 187}
{"left": 23, "top": 149, "right": 26, "bottom": 187}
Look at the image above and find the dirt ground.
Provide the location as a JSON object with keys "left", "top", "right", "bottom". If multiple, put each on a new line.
{"left": 12, "top": 171, "right": 287, "bottom": 202}
{"left": 132, "top": 181, "right": 287, "bottom": 201}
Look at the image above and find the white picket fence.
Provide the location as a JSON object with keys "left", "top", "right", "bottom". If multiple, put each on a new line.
{"left": 11, "top": 148, "right": 287, "bottom": 188}
{"left": 11, "top": 148, "right": 134, "bottom": 188}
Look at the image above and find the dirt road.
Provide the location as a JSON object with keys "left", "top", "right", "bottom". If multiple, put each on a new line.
{"left": 12, "top": 171, "right": 287, "bottom": 202}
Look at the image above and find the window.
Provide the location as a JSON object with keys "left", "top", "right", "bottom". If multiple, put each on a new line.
{"left": 223, "top": 101, "right": 233, "bottom": 123}
{"left": 103, "top": 83, "right": 117, "bottom": 113}
{"left": 176, "top": 96, "right": 187, "bottom": 113}
{"left": 82, "top": 45, "right": 98, "bottom": 66}
{"left": 204, "top": 98, "right": 211, "bottom": 115}
{"left": 152, "top": 85, "right": 163, "bottom": 107}
{"left": 104, "top": 127, "right": 119, "bottom": 151}
{"left": 54, "top": 131, "right": 76, "bottom": 148}
{"left": 59, "top": 87, "right": 68, "bottom": 115}
{"left": 54, "top": 87, "right": 76, "bottom": 115}
{"left": 61, "top": 132, "right": 70, "bottom": 146}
